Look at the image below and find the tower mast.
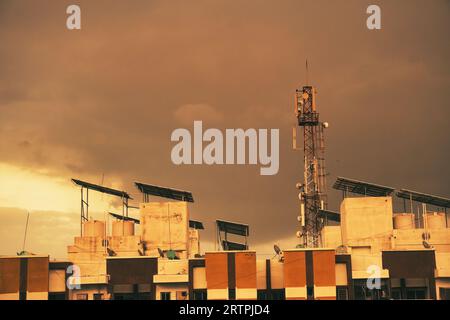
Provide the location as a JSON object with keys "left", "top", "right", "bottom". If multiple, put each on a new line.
{"left": 295, "top": 82, "right": 328, "bottom": 247}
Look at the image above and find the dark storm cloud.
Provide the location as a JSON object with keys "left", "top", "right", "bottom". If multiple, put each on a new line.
{"left": 0, "top": 0, "right": 449, "bottom": 253}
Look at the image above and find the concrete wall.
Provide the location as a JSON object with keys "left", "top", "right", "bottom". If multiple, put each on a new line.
{"left": 158, "top": 259, "right": 188, "bottom": 275}
{"left": 67, "top": 237, "right": 107, "bottom": 285}
{"left": 49, "top": 269, "right": 66, "bottom": 293}
{"left": 322, "top": 226, "right": 342, "bottom": 249}
{"left": 193, "top": 267, "right": 206, "bottom": 289}
{"left": 188, "top": 228, "right": 200, "bottom": 258}
{"left": 140, "top": 202, "right": 189, "bottom": 258}
{"left": 393, "top": 228, "right": 450, "bottom": 252}
{"left": 256, "top": 259, "right": 267, "bottom": 290}
{"left": 67, "top": 220, "right": 142, "bottom": 287}
{"left": 341, "top": 197, "right": 393, "bottom": 250}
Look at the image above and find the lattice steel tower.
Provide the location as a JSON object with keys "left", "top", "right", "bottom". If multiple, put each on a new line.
{"left": 294, "top": 85, "right": 328, "bottom": 247}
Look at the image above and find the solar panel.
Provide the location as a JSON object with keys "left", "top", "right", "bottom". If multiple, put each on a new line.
{"left": 108, "top": 212, "right": 140, "bottom": 224}
{"left": 134, "top": 182, "right": 194, "bottom": 202}
{"left": 221, "top": 240, "right": 248, "bottom": 251}
{"left": 72, "top": 179, "right": 132, "bottom": 199}
{"left": 216, "top": 220, "right": 249, "bottom": 237}
{"left": 333, "top": 177, "right": 395, "bottom": 197}
{"left": 189, "top": 220, "right": 204, "bottom": 230}
{"left": 396, "top": 189, "right": 450, "bottom": 208}
{"left": 319, "top": 209, "right": 341, "bottom": 222}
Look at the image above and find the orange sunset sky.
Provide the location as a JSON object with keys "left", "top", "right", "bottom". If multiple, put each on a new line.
{"left": 0, "top": 0, "right": 449, "bottom": 259}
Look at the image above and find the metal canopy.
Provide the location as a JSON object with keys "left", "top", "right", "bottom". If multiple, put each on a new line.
{"left": 222, "top": 240, "right": 248, "bottom": 251}
{"left": 319, "top": 209, "right": 341, "bottom": 223}
{"left": 134, "top": 182, "right": 194, "bottom": 203}
{"left": 333, "top": 177, "right": 395, "bottom": 197}
{"left": 189, "top": 220, "right": 204, "bottom": 230}
{"left": 72, "top": 179, "right": 132, "bottom": 199}
{"left": 109, "top": 212, "right": 140, "bottom": 224}
{"left": 396, "top": 189, "right": 450, "bottom": 208}
{"left": 216, "top": 220, "right": 249, "bottom": 237}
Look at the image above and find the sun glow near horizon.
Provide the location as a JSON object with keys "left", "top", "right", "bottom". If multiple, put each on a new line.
{"left": 0, "top": 162, "right": 121, "bottom": 217}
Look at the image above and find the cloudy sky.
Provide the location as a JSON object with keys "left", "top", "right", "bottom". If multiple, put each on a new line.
{"left": 0, "top": 0, "right": 449, "bottom": 259}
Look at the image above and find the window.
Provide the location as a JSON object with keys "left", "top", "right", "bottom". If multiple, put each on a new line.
{"left": 160, "top": 292, "right": 171, "bottom": 300}
{"left": 176, "top": 291, "right": 188, "bottom": 300}
{"left": 440, "top": 288, "right": 450, "bottom": 300}
{"left": 353, "top": 279, "right": 389, "bottom": 300}
{"left": 257, "top": 290, "right": 268, "bottom": 300}
{"left": 228, "top": 289, "right": 236, "bottom": 300}
{"left": 48, "top": 293, "right": 66, "bottom": 300}
{"left": 193, "top": 289, "right": 207, "bottom": 300}
{"left": 270, "top": 289, "right": 285, "bottom": 300}
{"left": 76, "top": 293, "right": 88, "bottom": 300}
{"left": 391, "top": 288, "right": 402, "bottom": 300}
{"left": 406, "top": 288, "right": 427, "bottom": 300}
{"left": 307, "top": 286, "right": 314, "bottom": 300}
{"left": 336, "top": 286, "right": 348, "bottom": 300}
{"left": 93, "top": 293, "right": 104, "bottom": 300}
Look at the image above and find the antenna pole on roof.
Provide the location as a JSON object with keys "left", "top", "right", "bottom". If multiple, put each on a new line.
{"left": 305, "top": 59, "right": 309, "bottom": 86}
{"left": 22, "top": 211, "right": 30, "bottom": 252}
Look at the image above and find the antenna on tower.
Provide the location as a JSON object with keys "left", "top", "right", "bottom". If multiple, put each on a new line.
{"left": 305, "top": 59, "right": 309, "bottom": 85}
{"left": 293, "top": 81, "right": 329, "bottom": 248}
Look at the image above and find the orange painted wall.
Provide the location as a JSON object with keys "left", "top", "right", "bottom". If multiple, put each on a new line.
{"left": 0, "top": 259, "right": 20, "bottom": 293}
{"left": 312, "top": 250, "right": 336, "bottom": 287}
{"left": 283, "top": 251, "right": 306, "bottom": 288}
{"left": 205, "top": 253, "right": 228, "bottom": 289}
{"left": 27, "top": 257, "right": 49, "bottom": 292}
{"left": 235, "top": 252, "right": 256, "bottom": 289}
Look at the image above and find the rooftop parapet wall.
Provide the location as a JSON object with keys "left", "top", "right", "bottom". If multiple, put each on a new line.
{"left": 393, "top": 228, "right": 450, "bottom": 252}
{"left": 340, "top": 196, "right": 394, "bottom": 248}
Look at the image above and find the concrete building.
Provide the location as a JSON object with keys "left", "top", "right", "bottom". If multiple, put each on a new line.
{"left": 0, "top": 255, "right": 70, "bottom": 300}
{"left": 1, "top": 180, "right": 449, "bottom": 300}
{"left": 322, "top": 195, "right": 450, "bottom": 300}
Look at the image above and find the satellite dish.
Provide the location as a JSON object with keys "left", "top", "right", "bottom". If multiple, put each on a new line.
{"left": 336, "top": 245, "right": 347, "bottom": 254}
{"left": 422, "top": 241, "right": 433, "bottom": 249}
{"left": 157, "top": 248, "right": 164, "bottom": 258}
{"left": 274, "top": 244, "right": 282, "bottom": 255}
{"left": 107, "top": 248, "right": 117, "bottom": 257}
{"left": 273, "top": 244, "right": 284, "bottom": 262}
{"left": 166, "top": 250, "right": 177, "bottom": 260}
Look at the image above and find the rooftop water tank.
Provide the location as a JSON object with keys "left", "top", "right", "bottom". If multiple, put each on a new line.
{"left": 112, "top": 220, "right": 135, "bottom": 236}
{"left": 426, "top": 212, "right": 446, "bottom": 229}
{"left": 393, "top": 213, "right": 415, "bottom": 230}
{"left": 83, "top": 220, "right": 105, "bottom": 237}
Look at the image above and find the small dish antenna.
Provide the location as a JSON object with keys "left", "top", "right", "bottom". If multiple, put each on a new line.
{"left": 422, "top": 241, "right": 433, "bottom": 249}
{"left": 273, "top": 244, "right": 284, "bottom": 262}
